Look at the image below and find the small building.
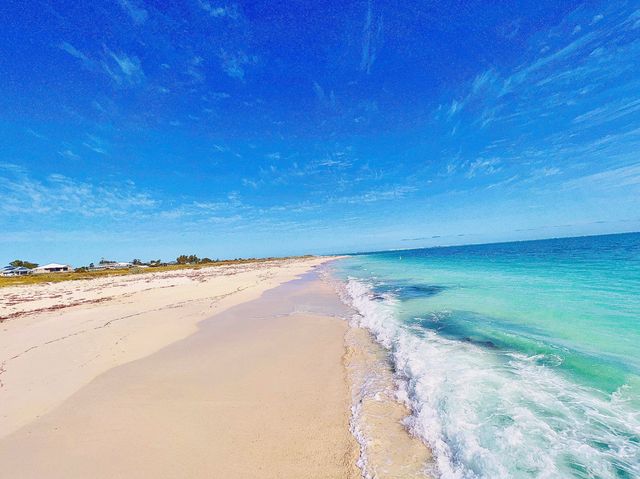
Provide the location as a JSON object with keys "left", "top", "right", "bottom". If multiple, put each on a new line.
{"left": 90, "top": 261, "right": 133, "bottom": 271}
{"left": 12, "top": 266, "right": 33, "bottom": 276}
{"left": 1, "top": 266, "right": 33, "bottom": 276}
{"left": 113, "top": 262, "right": 134, "bottom": 269}
{"left": 2, "top": 266, "right": 15, "bottom": 276}
{"left": 32, "top": 263, "right": 72, "bottom": 274}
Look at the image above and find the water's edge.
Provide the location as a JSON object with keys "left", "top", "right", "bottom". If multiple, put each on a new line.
{"left": 324, "top": 234, "right": 640, "bottom": 479}
{"left": 320, "top": 265, "right": 435, "bottom": 479}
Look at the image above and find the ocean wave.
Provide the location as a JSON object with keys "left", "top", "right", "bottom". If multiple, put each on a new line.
{"left": 343, "top": 277, "right": 640, "bottom": 479}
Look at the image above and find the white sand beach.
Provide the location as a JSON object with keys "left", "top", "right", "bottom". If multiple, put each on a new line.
{"left": 0, "top": 256, "right": 433, "bottom": 478}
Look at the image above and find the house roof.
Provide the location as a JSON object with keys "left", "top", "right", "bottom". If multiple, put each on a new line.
{"left": 34, "top": 263, "right": 71, "bottom": 269}
{"left": 1, "top": 266, "right": 32, "bottom": 274}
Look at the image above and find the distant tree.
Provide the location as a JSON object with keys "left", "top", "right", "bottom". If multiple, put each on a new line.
{"left": 200, "top": 257, "right": 213, "bottom": 263}
{"left": 89, "top": 263, "right": 95, "bottom": 268}
{"left": 10, "top": 259, "right": 38, "bottom": 269}
{"left": 132, "top": 259, "right": 142, "bottom": 265}
{"left": 177, "top": 254, "right": 200, "bottom": 264}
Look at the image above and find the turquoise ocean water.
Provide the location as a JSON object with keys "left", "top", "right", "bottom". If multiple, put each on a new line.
{"left": 333, "top": 232, "right": 640, "bottom": 478}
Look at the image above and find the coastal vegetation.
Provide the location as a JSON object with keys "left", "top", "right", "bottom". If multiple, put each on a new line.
{"left": 9, "top": 259, "right": 39, "bottom": 269}
{"left": 0, "top": 255, "right": 314, "bottom": 288}
{"left": 176, "top": 255, "right": 217, "bottom": 264}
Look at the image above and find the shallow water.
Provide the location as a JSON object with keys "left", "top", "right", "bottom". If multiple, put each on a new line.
{"left": 332, "top": 233, "right": 640, "bottom": 478}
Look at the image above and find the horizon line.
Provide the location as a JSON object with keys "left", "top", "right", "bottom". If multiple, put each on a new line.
{"left": 339, "top": 230, "right": 640, "bottom": 257}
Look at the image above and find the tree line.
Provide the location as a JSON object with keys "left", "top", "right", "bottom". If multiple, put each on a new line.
{"left": 175, "top": 255, "right": 215, "bottom": 264}
{"left": 7, "top": 255, "right": 231, "bottom": 272}
{"left": 9, "top": 259, "right": 38, "bottom": 269}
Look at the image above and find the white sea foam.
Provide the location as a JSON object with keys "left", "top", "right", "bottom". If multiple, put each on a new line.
{"left": 343, "top": 277, "right": 640, "bottom": 479}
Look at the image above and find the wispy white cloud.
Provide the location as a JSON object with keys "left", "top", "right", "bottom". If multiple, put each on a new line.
{"left": 532, "top": 166, "right": 561, "bottom": 178}
{"left": 312, "top": 81, "right": 338, "bottom": 110}
{"left": 0, "top": 163, "right": 27, "bottom": 174}
{"left": 0, "top": 165, "right": 270, "bottom": 233}
{"left": 198, "top": 0, "right": 240, "bottom": 19}
{"left": 59, "top": 41, "right": 145, "bottom": 87}
{"left": 465, "top": 158, "right": 502, "bottom": 178}
{"left": 104, "top": 49, "right": 145, "bottom": 85}
{"left": 117, "top": 0, "right": 148, "bottom": 24}
{"left": 26, "top": 128, "right": 47, "bottom": 140}
{"left": 439, "top": 4, "right": 640, "bottom": 131}
{"left": 486, "top": 175, "right": 519, "bottom": 190}
{"left": 427, "top": 2, "right": 640, "bottom": 203}
{"left": 218, "top": 49, "right": 255, "bottom": 80}
{"left": 83, "top": 144, "right": 107, "bottom": 155}
{"left": 360, "top": 0, "right": 383, "bottom": 74}
{"left": 242, "top": 178, "right": 259, "bottom": 189}
{"left": 447, "top": 100, "right": 461, "bottom": 118}
{"left": 58, "top": 42, "right": 95, "bottom": 70}
{"left": 572, "top": 98, "right": 640, "bottom": 126}
{"left": 330, "top": 185, "right": 417, "bottom": 205}
{"left": 564, "top": 163, "right": 640, "bottom": 189}
{"left": 497, "top": 18, "right": 522, "bottom": 40}
{"left": 82, "top": 134, "right": 108, "bottom": 155}
{"left": 0, "top": 170, "right": 157, "bottom": 218}
{"left": 58, "top": 149, "right": 81, "bottom": 160}
{"left": 184, "top": 56, "right": 206, "bottom": 84}
{"left": 204, "top": 92, "right": 231, "bottom": 101}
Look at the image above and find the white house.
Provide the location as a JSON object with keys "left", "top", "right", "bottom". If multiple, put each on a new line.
{"left": 113, "top": 262, "right": 134, "bottom": 269}
{"left": 32, "top": 263, "right": 72, "bottom": 274}
{"left": 12, "top": 266, "right": 33, "bottom": 276}
{"left": 1, "top": 266, "right": 33, "bottom": 276}
{"left": 90, "top": 262, "right": 133, "bottom": 270}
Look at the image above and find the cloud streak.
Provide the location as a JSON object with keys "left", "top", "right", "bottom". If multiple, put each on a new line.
{"left": 59, "top": 42, "right": 145, "bottom": 87}
{"left": 218, "top": 50, "right": 255, "bottom": 80}
{"left": 198, "top": 1, "right": 240, "bottom": 19}
{"left": 117, "top": 0, "right": 148, "bottom": 24}
{"left": 103, "top": 49, "right": 145, "bottom": 85}
{"left": 360, "top": 0, "right": 383, "bottom": 74}
{"left": 564, "top": 163, "right": 640, "bottom": 190}
{"left": 0, "top": 169, "right": 157, "bottom": 219}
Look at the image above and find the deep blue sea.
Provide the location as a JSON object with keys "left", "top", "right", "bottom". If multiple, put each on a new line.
{"left": 334, "top": 232, "right": 640, "bottom": 478}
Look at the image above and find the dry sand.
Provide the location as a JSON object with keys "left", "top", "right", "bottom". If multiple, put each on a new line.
{"left": 0, "top": 258, "right": 324, "bottom": 436}
{"left": 0, "top": 257, "right": 359, "bottom": 478}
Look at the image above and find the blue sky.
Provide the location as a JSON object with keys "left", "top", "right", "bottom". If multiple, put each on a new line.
{"left": 1, "top": 0, "right": 640, "bottom": 265}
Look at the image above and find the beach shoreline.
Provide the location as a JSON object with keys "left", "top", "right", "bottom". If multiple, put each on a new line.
{"left": 0, "top": 257, "right": 363, "bottom": 478}
{"left": 0, "top": 256, "right": 433, "bottom": 478}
